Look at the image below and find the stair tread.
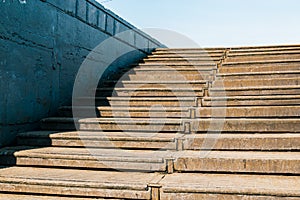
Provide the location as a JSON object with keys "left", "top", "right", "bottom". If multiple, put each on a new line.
{"left": 96, "top": 87, "right": 204, "bottom": 91}
{"left": 204, "top": 95, "right": 300, "bottom": 100}
{"left": 229, "top": 50, "right": 300, "bottom": 56}
{"left": 223, "top": 58, "right": 300, "bottom": 66}
{"left": 18, "top": 131, "right": 180, "bottom": 141}
{"left": 160, "top": 173, "right": 300, "bottom": 196}
{"left": 109, "top": 80, "right": 208, "bottom": 83}
{"left": 3, "top": 146, "right": 300, "bottom": 161}
{"left": 0, "top": 194, "right": 100, "bottom": 200}
{"left": 98, "top": 106, "right": 188, "bottom": 111}
{"left": 1, "top": 146, "right": 168, "bottom": 162}
{"left": 210, "top": 85, "right": 300, "bottom": 90}
{"left": 0, "top": 166, "right": 162, "bottom": 191}
{"left": 217, "top": 70, "right": 300, "bottom": 76}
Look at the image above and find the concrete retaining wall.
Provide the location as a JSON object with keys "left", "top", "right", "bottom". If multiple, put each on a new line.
{"left": 0, "top": 0, "right": 163, "bottom": 147}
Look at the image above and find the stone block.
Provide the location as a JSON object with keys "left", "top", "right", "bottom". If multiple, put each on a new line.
{"left": 87, "top": 3, "right": 98, "bottom": 26}
{"left": 76, "top": 0, "right": 87, "bottom": 21}
{"left": 97, "top": 9, "right": 106, "bottom": 30}
{"left": 105, "top": 14, "right": 115, "bottom": 35}
{"left": 135, "top": 32, "right": 148, "bottom": 50}
{"left": 45, "top": 0, "right": 76, "bottom": 15}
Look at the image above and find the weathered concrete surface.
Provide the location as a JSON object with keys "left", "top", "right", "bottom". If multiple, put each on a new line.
{"left": 0, "top": 0, "right": 162, "bottom": 147}
{"left": 0, "top": 166, "right": 163, "bottom": 199}
{"left": 159, "top": 173, "right": 300, "bottom": 198}
{"left": 0, "top": 194, "right": 103, "bottom": 200}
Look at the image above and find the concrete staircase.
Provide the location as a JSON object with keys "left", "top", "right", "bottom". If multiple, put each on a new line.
{"left": 0, "top": 45, "right": 300, "bottom": 199}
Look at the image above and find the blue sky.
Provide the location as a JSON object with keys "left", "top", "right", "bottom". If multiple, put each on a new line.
{"left": 98, "top": 0, "right": 300, "bottom": 47}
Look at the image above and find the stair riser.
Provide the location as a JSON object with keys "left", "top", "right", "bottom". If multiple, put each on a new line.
{"left": 79, "top": 123, "right": 183, "bottom": 132}
{"left": 0, "top": 156, "right": 165, "bottom": 172}
{"left": 184, "top": 137, "right": 300, "bottom": 151}
{"left": 132, "top": 70, "right": 213, "bottom": 75}
{"left": 148, "top": 56, "right": 222, "bottom": 60}
{"left": 99, "top": 110, "right": 190, "bottom": 118}
{"left": 209, "top": 89, "right": 300, "bottom": 97}
{"left": 150, "top": 53, "right": 224, "bottom": 57}
{"left": 154, "top": 50, "right": 225, "bottom": 54}
{"left": 226, "top": 54, "right": 300, "bottom": 62}
{"left": 0, "top": 183, "right": 150, "bottom": 199}
{"left": 75, "top": 99, "right": 196, "bottom": 107}
{"left": 193, "top": 120, "right": 300, "bottom": 133}
{"left": 17, "top": 138, "right": 177, "bottom": 150}
{"left": 230, "top": 47, "right": 300, "bottom": 53}
{"left": 107, "top": 91, "right": 204, "bottom": 97}
{"left": 196, "top": 107, "right": 300, "bottom": 118}
{"left": 218, "top": 73, "right": 300, "bottom": 79}
{"left": 219, "top": 64, "right": 300, "bottom": 73}
{"left": 202, "top": 99, "right": 300, "bottom": 107}
{"left": 119, "top": 83, "right": 207, "bottom": 89}
{"left": 129, "top": 74, "right": 212, "bottom": 81}
{"left": 144, "top": 58, "right": 220, "bottom": 63}
{"left": 162, "top": 193, "right": 300, "bottom": 200}
{"left": 213, "top": 78, "right": 300, "bottom": 87}
{"left": 134, "top": 66, "right": 216, "bottom": 70}
{"left": 141, "top": 61, "right": 218, "bottom": 65}
{"left": 174, "top": 158, "right": 300, "bottom": 174}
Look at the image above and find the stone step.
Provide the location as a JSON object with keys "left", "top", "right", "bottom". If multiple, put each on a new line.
{"left": 188, "top": 118, "right": 300, "bottom": 133}
{"left": 173, "top": 150, "right": 300, "bottom": 174}
{"left": 98, "top": 106, "right": 191, "bottom": 118}
{"left": 222, "top": 59, "right": 300, "bottom": 67}
{"left": 201, "top": 95, "right": 300, "bottom": 107}
{"left": 132, "top": 67, "right": 216, "bottom": 72}
{"left": 128, "top": 70, "right": 213, "bottom": 80}
{"left": 159, "top": 173, "right": 300, "bottom": 199}
{"left": 217, "top": 70, "right": 300, "bottom": 79}
{"left": 17, "top": 131, "right": 300, "bottom": 151}
{"left": 143, "top": 57, "right": 221, "bottom": 63}
{"left": 0, "top": 194, "right": 101, "bottom": 200}
{"left": 17, "top": 131, "right": 180, "bottom": 150}
{"left": 0, "top": 146, "right": 168, "bottom": 172}
{"left": 133, "top": 65, "right": 217, "bottom": 71}
{"left": 41, "top": 118, "right": 184, "bottom": 133}
{"left": 75, "top": 97, "right": 197, "bottom": 107}
{"left": 2, "top": 146, "right": 300, "bottom": 175}
{"left": 138, "top": 62, "right": 217, "bottom": 67}
{"left": 183, "top": 133, "right": 300, "bottom": 151}
{"left": 229, "top": 49, "right": 300, "bottom": 56}
{"left": 95, "top": 87, "right": 205, "bottom": 97}
{"left": 209, "top": 85, "right": 300, "bottom": 97}
{"left": 141, "top": 60, "right": 218, "bottom": 65}
{"left": 0, "top": 166, "right": 163, "bottom": 199}
{"left": 154, "top": 48, "right": 226, "bottom": 54}
{"left": 128, "top": 73, "right": 212, "bottom": 81}
{"left": 226, "top": 53, "right": 300, "bottom": 62}
{"left": 213, "top": 77, "right": 300, "bottom": 88}
{"left": 109, "top": 80, "right": 208, "bottom": 89}
{"left": 79, "top": 118, "right": 184, "bottom": 133}
{"left": 196, "top": 106, "right": 300, "bottom": 118}
{"left": 219, "top": 62, "right": 300, "bottom": 73}
{"left": 148, "top": 53, "right": 223, "bottom": 58}
{"left": 230, "top": 45, "right": 300, "bottom": 52}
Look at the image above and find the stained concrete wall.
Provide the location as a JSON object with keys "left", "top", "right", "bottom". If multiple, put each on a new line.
{"left": 0, "top": 0, "right": 163, "bottom": 147}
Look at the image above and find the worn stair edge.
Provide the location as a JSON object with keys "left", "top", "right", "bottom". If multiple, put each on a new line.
{"left": 196, "top": 106, "right": 300, "bottom": 118}
{"left": 0, "top": 167, "right": 163, "bottom": 199}
{"left": 222, "top": 59, "right": 300, "bottom": 66}
{"left": 159, "top": 173, "right": 300, "bottom": 198}
{"left": 0, "top": 194, "right": 106, "bottom": 200}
